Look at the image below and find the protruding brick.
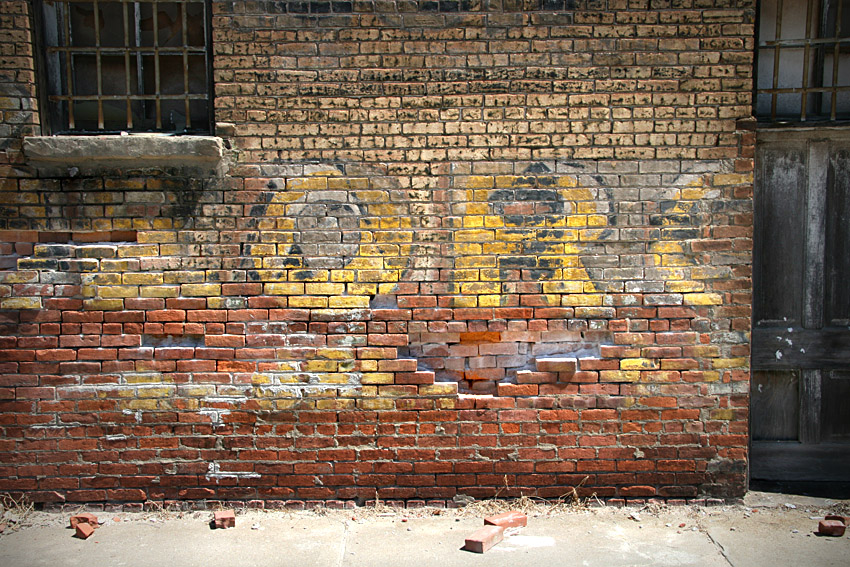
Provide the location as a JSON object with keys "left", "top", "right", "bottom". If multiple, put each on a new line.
{"left": 214, "top": 509, "right": 236, "bottom": 529}
{"left": 535, "top": 357, "right": 577, "bottom": 373}
{"left": 484, "top": 511, "right": 528, "bottom": 529}
{"left": 464, "top": 525, "right": 505, "bottom": 553}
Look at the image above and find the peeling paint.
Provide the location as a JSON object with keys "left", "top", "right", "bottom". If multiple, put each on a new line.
{"left": 205, "top": 462, "right": 261, "bottom": 482}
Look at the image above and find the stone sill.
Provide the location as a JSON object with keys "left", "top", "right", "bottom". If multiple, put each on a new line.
{"left": 22, "top": 134, "right": 228, "bottom": 177}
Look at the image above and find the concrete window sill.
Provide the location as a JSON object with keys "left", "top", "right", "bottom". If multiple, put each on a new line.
{"left": 22, "top": 134, "right": 228, "bottom": 177}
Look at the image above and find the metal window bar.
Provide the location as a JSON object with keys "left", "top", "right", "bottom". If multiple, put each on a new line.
{"left": 757, "top": 0, "right": 850, "bottom": 122}
{"left": 40, "top": 0, "right": 210, "bottom": 133}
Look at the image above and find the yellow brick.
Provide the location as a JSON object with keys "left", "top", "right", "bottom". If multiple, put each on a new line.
{"left": 455, "top": 229, "right": 494, "bottom": 242}
{"left": 331, "top": 270, "right": 355, "bottom": 283}
{"left": 477, "top": 295, "right": 507, "bottom": 307}
{"left": 140, "top": 285, "right": 179, "bottom": 298}
{"left": 288, "top": 270, "right": 329, "bottom": 282}
{"left": 83, "top": 298, "right": 124, "bottom": 310}
{"left": 356, "top": 270, "right": 398, "bottom": 282}
{"left": 418, "top": 384, "right": 459, "bottom": 396}
{"left": 462, "top": 216, "right": 484, "bottom": 228}
{"left": 329, "top": 296, "right": 370, "bottom": 308}
{"left": 484, "top": 215, "right": 505, "bottom": 228}
{"left": 246, "top": 244, "right": 276, "bottom": 255}
{"left": 269, "top": 192, "right": 306, "bottom": 204}
{"left": 713, "top": 173, "right": 753, "bottom": 186}
{"left": 328, "top": 178, "right": 369, "bottom": 190}
{"left": 123, "top": 273, "right": 164, "bottom": 285}
{"left": 460, "top": 282, "right": 500, "bottom": 294}
{"left": 480, "top": 269, "right": 509, "bottom": 281}
{"left": 543, "top": 281, "right": 583, "bottom": 293}
{"left": 286, "top": 177, "right": 328, "bottom": 190}
{"left": 566, "top": 215, "right": 587, "bottom": 227}
{"left": 348, "top": 283, "right": 378, "bottom": 295}
{"left": 374, "top": 231, "right": 413, "bottom": 243}
{"left": 712, "top": 358, "right": 749, "bottom": 369}
{"left": 666, "top": 281, "right": 704, "bottom": 292}
{"left": 377, "top": 283, "right": 400, "bottom": 295}
{"left": 495, "top": 175, "right": 534, "bottom": 188}
{"left": 289, "top": 296, "right": 328, "bottom": 308}
{"left": 620, "top": 358, "right": 659, "bottom": 370}
{"left": 463, "top": 176, "right": 494, "bottom": 189}
{"left": 117, "top": 244, "right": 158, "bottom": 257}
{"left": 0, "top": 271, "right": 38, "bottom": 284}
{"left": 339, "top": 258, "right": 383, "bottom": 269}
{"left": 98, "top": 285, "right": 138, "bottom": 298}
{"left": 250, "top": 373, "right": 274, "bottom": 385}
{"left": 305, "top": 283, "right": 345, "bottom": 295}
{"left": 121, "top": 399, "right": 158, "bottom": 411}
{"left": 124, "top": 373, "right": 165, "bottom": 384}
{"left": 681, "top": 188, "right": 707, "bottom": 199}
{"left": 316, "top": 399, "right": 357, "bottom": 410}
{"left": 84, "top": 273, "right": 121, "bottom": 285}
{"left": 136, "top": 231, "right": 176, "bottom": 244}
{"left": 649, "top": 241, "right": 684, "bottom": 253}
{"left": 441, "top": 296, "right": 477, "bottom": 308}
{"left": 359, "top": 244, "right": 400, "bottom": 256}
{"left": 265, "top": 282, "right": 304, "bottom": 295}
{"left": 357, "top": 398, "right": 394, "bottom": 410}
{"left": 588, "top": 215, "right": 608, "bottom": 227}
{"left": 455, "top": 256, "right": 496, "bottom": 269}
{"left": 180, "top": 385, "right": 216, "bottom": 396}
{"left": 350, "top": 190, "right": 388, "bottom": 202}
{"left": 710, "top": 409, "right": 735, "bottom": 420}
{"left": 662, "top": 254, "right": 691, "bottom": 267}
{"left": 138, "top": 387, "right": 175, "bottom": 398}
{"left": 557, "top": 176, "right": 580, "bottom": 188}
{"left": 181, "top": 283, "right": 221, "bottom": 297}
{"left": 321, "top": 373, "right": 352, "bottom": 384}
{"left": 599, "top": 370, "right": 641, "bottom": 382}
{"left": 0, "top": 297, "right": 42, "bottom": 309}
{"left": 683, "top": 293, "right": 723, "bottom": 305}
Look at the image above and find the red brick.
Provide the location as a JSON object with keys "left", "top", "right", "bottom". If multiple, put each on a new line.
{"left": 464, "top": 525, "right": 504, "bottom": 553}
{"left": 70, "top": 512, "right": 99, "bottom": 529}
{"left": 75, "top": 522, "right": 95, "bottom": 539}
{"left": 484, "top": 511, "right": 527, "bottom": 529}
{"left": 818, "top": 519, "right": 846, "bottom": 537}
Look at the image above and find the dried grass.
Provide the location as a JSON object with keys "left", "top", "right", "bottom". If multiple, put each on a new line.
{"left": 455, "top": 475, "right": 598, "bottom": 518}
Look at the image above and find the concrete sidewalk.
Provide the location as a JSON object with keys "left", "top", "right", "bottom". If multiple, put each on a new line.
{"left": 1, "top": 492, "right": 848, "bottom": 567}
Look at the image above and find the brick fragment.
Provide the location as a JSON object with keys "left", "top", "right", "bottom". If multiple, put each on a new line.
{"left": 484, "top": 511, "right": 528, "bottom": 529}
{"left": 75, "top": 522, "right": 95, "bottom": 539}
{"left": 818, "top": 518, "right": 846, "bottom": 537}
{"left": 214, "top": 509, "right": 236, "bottom": 529}
{"left": 463, "top": 525, "right": 504, "bottom": 553}
{"left": 69, "top": 512, "right": 99, "bottom": 529}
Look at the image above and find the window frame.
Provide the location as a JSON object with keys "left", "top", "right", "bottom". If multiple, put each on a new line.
{"left": 33, "top": 0, "right": 215, "bottom": 135}
{"left": 755, "top": 0, "right": 850, "bottom": 124}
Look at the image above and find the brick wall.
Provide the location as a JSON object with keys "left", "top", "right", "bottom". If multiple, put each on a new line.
{"left": 0, "top": 0, "right": 754, "bottom": 507}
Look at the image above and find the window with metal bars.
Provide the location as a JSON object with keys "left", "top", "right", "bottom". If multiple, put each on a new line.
{"left": 35, "top": 0, "right": 212, "bottom": 134}
{"left": 757, "top": 0, "right": 850, "bottom": 123}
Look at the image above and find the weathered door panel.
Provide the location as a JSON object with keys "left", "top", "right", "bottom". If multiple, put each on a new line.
{"left": 751, "top": 128, "right": 850, "bottom": 482}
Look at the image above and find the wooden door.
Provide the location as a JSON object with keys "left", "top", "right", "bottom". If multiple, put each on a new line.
{"left": 751, "top": 128, "right": 850, "bottom": 483}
